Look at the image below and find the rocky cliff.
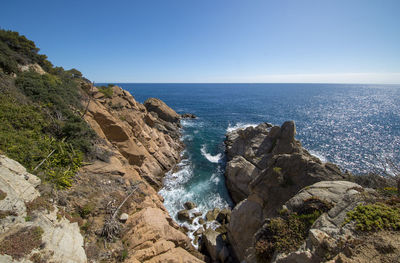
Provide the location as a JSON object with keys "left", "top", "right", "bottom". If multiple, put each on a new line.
{"left": 224, "top": 121, "right": 400, "bottom": 263}
{"left": 0, "top": 83, "right": 205, "bottom": 262}
{"left": 224, "top": 121, "right": 346, "bottom": 261}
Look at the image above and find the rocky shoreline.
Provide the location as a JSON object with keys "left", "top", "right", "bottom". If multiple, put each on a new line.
{"left": 190, "top": 121, "right": 400, "bottom": 263}
{"left": 1, "top": 85, "right": 399, "bottom": 263}
{"left": 0, "top": 84, "right": 206, "bottom": 262}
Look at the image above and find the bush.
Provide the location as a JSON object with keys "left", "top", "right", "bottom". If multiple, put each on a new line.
{"left": 97, "top": 85, "right": 113, "bottom": 98}
{"left": 345, "top": 202, "right": 400, "bottom": 231}
{"left": 0, "top": 94, "right": 84, "bottom": 189}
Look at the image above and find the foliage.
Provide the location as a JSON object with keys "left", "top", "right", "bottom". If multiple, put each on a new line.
{"left": 345, "top": 202, "right": 400, "bottom": 231}
{"left": 0, "top": 94, "right": 83, "bottom": 188}
{"left": 378, "top": 187, "right": 399, "bottom": 197}
{"left": 273, "top": 166, "right": 282, "bottom": 174}
{"left": 26, "top": 196, "right": 55, "bottom": 217}
{"left": 0, "top": 29, "right": 53, "bottom": 73}
{"left": 0, "top": 226, "right": 44, "bottom": 260}
{"left": 255, "top": 201, "right": 329, "bottom": 262}
{"left": 15, "top": 71, "right": 96, "bottom": 153}
{"left": 0, "top": 30, "right": 96, "bottom": 189}
{"left": 97, "top": 85, "right": 114, "bottom": 98}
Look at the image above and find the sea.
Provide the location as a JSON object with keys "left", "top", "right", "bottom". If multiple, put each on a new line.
{"left": 110, "top": 83, "right": 400, "bottom": 237}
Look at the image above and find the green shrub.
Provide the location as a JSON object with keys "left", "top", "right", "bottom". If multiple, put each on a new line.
{"left": 0, "top": 94, "right": 84, "bottom": 189}
{"left": 97, "top": 85, "right": 113, "bottom": 98}
{"left": 345, "top": 203, "right": 400, "bottom": 231}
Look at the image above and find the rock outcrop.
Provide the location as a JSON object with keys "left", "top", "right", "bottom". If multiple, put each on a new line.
{"left": 71, "top": 86, "right": 205, "bottom": 262}
{"left": 0, "top": 155, "right": 87, "bottom": 263}
{"left": 225, "top": 121, "right": 345, "bottom": 261}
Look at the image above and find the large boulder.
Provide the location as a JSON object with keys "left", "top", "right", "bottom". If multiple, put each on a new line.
{"left": 144, "top": 98, "right": 181, "bottom": 123}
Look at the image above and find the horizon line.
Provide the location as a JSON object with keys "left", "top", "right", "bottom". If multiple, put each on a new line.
{"left": 94, "top": 82, "right": 400, "bottom": 85}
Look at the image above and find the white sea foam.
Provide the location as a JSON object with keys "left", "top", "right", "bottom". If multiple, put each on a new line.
{"left": 309, "top": 150, "right": 328, "bottom": 163}
{"left": 200, "top": 145, "right": 222, "bottom": 163}
{"left": 181, "top": 119, "right": 201, "bottom": 128}
{"left": 226, "top": 122, "right": 258, "bottom": 133}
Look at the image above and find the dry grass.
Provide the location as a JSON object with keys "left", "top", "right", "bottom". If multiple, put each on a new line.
{"left": 25, "top": 196, "right": 54, "bottom": 216}
{"left": 0, "top": 226, "right": 44, "bottom": 259}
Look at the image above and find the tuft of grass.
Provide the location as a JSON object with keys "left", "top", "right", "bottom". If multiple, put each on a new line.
{"left": 255, "top": 198, "right": 332, "bottom": 262}
{"left": 344, "top": 202, "right": 400, "bottom": 231}
{"left": 273, "top": 166, "right": 282, "bottom": 174}
{"left": 0, "top": 226, "right": 44, "bottom": 260}
{"left": 97, "top": 85, "right": 113, "bottom": 98}
{"left": 26, "top": 196, "right": 54, "bottom": 217}
{"left": 378, "top": 187, "right": 398, "bottom": 197}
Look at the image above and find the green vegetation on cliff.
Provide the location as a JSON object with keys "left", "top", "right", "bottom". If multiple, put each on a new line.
{"left": 0, "top": 29, "right": 95, "bottom": 188}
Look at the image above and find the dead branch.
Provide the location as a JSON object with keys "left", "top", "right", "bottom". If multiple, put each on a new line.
{"left": 101, "top": 181, "right": 144, "bottom": 241}
{"left": 33, "top": 149, "right": 56, "bottom": 172}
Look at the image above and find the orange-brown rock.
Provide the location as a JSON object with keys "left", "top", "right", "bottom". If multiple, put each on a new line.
{"left": 59, "top": 85, "right": 204, "bottom": 262}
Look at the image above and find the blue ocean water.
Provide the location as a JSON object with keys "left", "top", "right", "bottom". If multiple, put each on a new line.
{"left": 115, "top": 83, "right": 400, "bottom": 231}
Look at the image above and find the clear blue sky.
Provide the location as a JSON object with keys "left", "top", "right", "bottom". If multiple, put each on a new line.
{"left": 1, "top": 0, "right": 400, "bottom": 83}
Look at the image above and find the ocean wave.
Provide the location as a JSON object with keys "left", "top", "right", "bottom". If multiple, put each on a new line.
{"left": 181, "top": 119, "right": 201, "bottom": 128}
{"left": 309, "top": 150, "right": 328, "bottom": 163}
{"left": 200, "top": 145, "right": 222, "bottom": 163}
{"left": 226, "top": 122, "right": 258, "bottom": 133}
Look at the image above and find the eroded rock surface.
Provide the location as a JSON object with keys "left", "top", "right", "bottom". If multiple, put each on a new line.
{"left": 0, "top": 155, "right": 87, "bottom": 263}
{"left": 225, "top": 121, "right": 345, "bottom": 261}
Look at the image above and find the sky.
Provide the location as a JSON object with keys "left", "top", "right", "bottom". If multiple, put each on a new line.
{"left": 1, "top": 0, "right": 400, "bottom": 83}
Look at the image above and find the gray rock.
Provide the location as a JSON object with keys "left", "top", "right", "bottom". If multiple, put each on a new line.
{"left": 224, "top": 121, "right": 345, "bottom": 261}
{"left": 119, "top": 212, "right": 129, "bottom": 223}
{"left": 205, "top": 208, "right": 220, "bottom": 221}
{"left": 201, "top": 228, "right": 224, "bottom": 261}
{"left": 0, "top": 155, "right": 87, "bottom": 263}
{"left": 177, "top": 209, "right": 191, "bottom": 222}
{"left": 183, "top": 201, "right": 197, "bottom": 210}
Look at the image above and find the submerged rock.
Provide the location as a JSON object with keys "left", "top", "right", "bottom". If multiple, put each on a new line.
{"left": 177, "top": 209, "right": 192, "bottom": 222}
{"left": 184, "top": 201, "right": 197, "bottom": 210}
{"left": 181, "top": 113, "right": 197, "bottom": 119}
{"left": 206, "top": 208, "right": 220, "bottom": 221}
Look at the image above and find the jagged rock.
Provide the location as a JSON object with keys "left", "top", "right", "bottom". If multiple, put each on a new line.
{"left": 225, "top": 121, "right": 345, "bottom": 261}
{"left": 119, "top": 213, "right": 129, "bottom": 223}
{"left": 193, "top": 211, "right": 202, "bottom": 217}
{"left": 144, "top": 98, "right": 181, "bottom": 123}
{"left": 225, "top": 156, "right": 260, "bottom": 203}
{"left": 126, "top": 207, "right": 203, "bottom": 262}
{"left": 271, "top": 181, "right": 376, "bottom": 263}
{"left": 177, "top": 209, "right": 191, "bottom": 222}
{"left": 205, "top": 208, "right": 220, "bottom": 221}
{"left": 201, "top": 229, "right": 224, "bottom": 262}
{"left": 184, "top": 201, "right": 197, "bottom": 210}
{"left": 194, "top": 227, "right": 204, "bottom": 236}
{"left": 0, "top": 155, "right": 87, "bottom": 263}
{"left": 216, "top": 208, "right": 231, "bottom": 224}
{"left": 181, "top": 113, "right": 197, "bottom": 119}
